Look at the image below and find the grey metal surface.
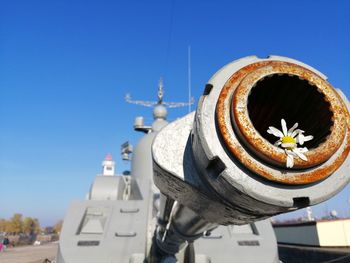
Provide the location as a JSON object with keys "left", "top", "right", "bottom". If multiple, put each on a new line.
{"left": 57, "top": 131, "right": 155, "bottom": 263}
{"left": 57, "top": 94, "right": 169, "bottom": 262}
{"left": 57, "top": 199, "right": 149, "bottom": 263}
{"left": 195, "top": 221, "right": 279, "bottom": 263}
{"left": 57, "top": 56, "right": 350, "bottom": 263}
{"left": 194, "top": 55, "right": 350, "bottom": 208}
{"left": 89, "top": 176, "right": 120, "bottom": 200}
{"left": 153, "top": 56, "right": 350, "bottom": 223}
{"left": 152, "top": 56, "right": 350, "bottom": 260}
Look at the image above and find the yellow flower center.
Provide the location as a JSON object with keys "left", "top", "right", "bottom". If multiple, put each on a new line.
{"left": 282, "top": 136, "right": 296, "bottom": 144}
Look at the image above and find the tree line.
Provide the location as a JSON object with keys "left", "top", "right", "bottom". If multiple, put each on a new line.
{"left": 0, "top": 213, "right": 62, "bottom": 235}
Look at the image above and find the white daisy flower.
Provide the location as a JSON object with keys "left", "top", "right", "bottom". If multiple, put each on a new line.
{"left": 267, "top": 119, "right": 313, "bottom": 168}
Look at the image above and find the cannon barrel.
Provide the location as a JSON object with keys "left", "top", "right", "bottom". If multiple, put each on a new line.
{"left": 151, "top": 55, "right": 350, "bottom": 258}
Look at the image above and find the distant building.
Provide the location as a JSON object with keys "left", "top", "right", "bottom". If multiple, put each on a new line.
{"left": 273, "top": 218, "right": 350, "bottom": 247}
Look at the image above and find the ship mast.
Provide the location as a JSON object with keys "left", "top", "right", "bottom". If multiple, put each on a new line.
{"left": 125, "top": 78, "right": 194, "bottom": 133}
{"left": 125, "top": 78, "right": 194, "bottom": 109}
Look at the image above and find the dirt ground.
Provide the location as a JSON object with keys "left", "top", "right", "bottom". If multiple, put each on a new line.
{"left": 0, "top": 242, "right": 58, "bottom": 263}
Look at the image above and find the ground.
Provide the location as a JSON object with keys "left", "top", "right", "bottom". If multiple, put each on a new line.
{"left": 0, "top": 242, "right": 57, "bottom": 263}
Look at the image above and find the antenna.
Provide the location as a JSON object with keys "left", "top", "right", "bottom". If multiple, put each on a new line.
{"left": 188, "top": 45, "right": 192, "bottom": 113}
{"left": 125, "top": 78, "right": 194, "bottom": 109}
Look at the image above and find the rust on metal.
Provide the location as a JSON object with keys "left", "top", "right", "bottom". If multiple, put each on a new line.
{"left": 233, "top": 62, "right": 346, "bottom": 168}
{"left": 216, "top": 60, "right": 350, "bottom": 185}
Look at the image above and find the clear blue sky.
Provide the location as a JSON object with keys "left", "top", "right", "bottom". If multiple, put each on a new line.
{"left": 1, "top": 0, "right": 350, "bottom": 226}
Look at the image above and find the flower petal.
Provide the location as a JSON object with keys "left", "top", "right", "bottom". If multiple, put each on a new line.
{"left": 286, "top": 153, "right": 294, "bottom": 168}
{"left": 291, "top": 129, "right": 305, "bottom": 138}
{"left": 299, "top": 147, "right": 309, "bottom": 153}
{"left": 274, "top": 140, "right": 282, "bottom": 146}
{"left": 297, "top": 134, "right": 305, "bottom": 145}
{"left": 288, "top": 122, "right": 298, "bottom": 136}
{"left": 303, "top": 135, "right": 314, "bottom": 142}
{"left": 292, "top": 148, "right": 308, "bottom": 161}
{"left": 297, "top": 134, "right": 314, "bottom": 145}
{"left": 267, "top": 126, "right": 284, "bottom": 138}
{"left": 281, "top": 142, "right": 297, "bottom": 149}
{"left": 281, "top": 119, "right": 288, "bottom": 136}
{"left": 285, "top": 149, "right": 297, "bottom": 157}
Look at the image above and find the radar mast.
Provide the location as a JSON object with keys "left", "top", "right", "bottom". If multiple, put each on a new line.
{"left": 125, "top": 78, "right": 194, "bottom": 109}
{"left": 125, "top": 78, "right": 194, "bottom": 133}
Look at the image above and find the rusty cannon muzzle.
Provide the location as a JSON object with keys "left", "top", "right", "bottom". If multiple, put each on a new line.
{"left": 151, "top": 55, "right": 350, "bottom": 257}
{"left": 217, "top": 59, "right": 350, "bottom": 184}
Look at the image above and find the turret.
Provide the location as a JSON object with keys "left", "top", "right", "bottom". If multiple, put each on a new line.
{"left": 151, "top": 55, "right": 350, "bottom": 261}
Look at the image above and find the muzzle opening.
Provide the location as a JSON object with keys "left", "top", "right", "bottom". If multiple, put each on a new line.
{"left": 247, "top": 74, "right": 333, "bottom": 149}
